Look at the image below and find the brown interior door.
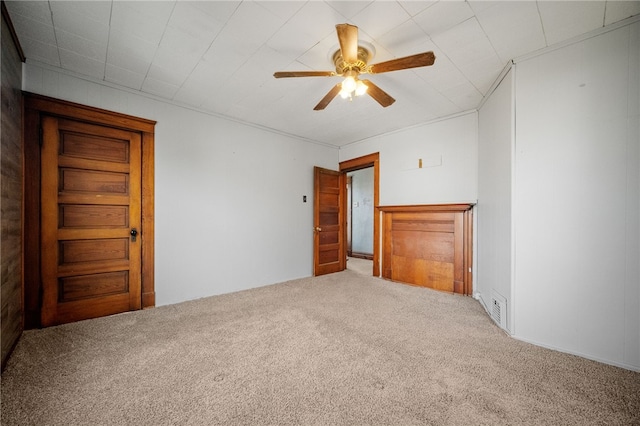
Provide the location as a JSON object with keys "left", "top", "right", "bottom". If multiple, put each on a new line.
{"left": 313, "top": 166, "right": 345, "bottom": 276}
{"left": 40, "top": 115, "right": 142, "bottom": 326}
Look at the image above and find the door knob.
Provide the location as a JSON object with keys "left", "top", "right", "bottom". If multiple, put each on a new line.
{"left": 130, "top": 228, "right": 138, "bottom": 242}
{"left": 315, "top": 227, "right": 322, "bottom": 232}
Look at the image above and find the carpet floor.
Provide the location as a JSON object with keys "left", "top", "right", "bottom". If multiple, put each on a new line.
{"left": 346, "top": 256, "right": 372, "bottom": 275}
{"left": 2, "top": 270, "right": 639, "bottom": 425}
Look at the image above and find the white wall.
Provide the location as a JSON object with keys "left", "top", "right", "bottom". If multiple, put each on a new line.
{"left": 23, "top": 63, "right": 338, "bottom": 306}
{"left": 477, "top": 68, "right": 514, "bottom": 332}
{"left": 340, "top": 112, "right": 478, "bottom": 206}
{"left": 513, "top": 21, "right": 640, "bottom": 370}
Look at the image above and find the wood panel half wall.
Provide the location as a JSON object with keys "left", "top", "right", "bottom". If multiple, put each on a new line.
{"left": 380, "top": 204, "right": 474, "bottom": 295}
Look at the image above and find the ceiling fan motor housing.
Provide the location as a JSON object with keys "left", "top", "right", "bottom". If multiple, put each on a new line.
{"left": 332, "top": 46, "right": 372, "bottom": 74}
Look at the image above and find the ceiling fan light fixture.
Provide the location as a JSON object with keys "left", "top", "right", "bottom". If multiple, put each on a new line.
{"left": 355, "top": 80, "right": 368, "bottom": 96}
{"left": 342, "top": 75, "right": 357, "bottom": 93}
{"left": 339, "top": 75, "right": 367, "bottom": 100}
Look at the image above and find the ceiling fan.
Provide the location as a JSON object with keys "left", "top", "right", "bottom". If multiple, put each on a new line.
{"left": 273, "top": 23, "right": 436, "bottom": 111}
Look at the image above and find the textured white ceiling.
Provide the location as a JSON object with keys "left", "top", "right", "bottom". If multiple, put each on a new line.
{"left": 5, "top": 1, "right": 640, "bottom": 147}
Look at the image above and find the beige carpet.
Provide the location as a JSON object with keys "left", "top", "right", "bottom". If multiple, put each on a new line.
{"left": 2, "top": 271, "right": 639, "bottom": 425}
{"left": 347, "top": 256, "right": 373, "bottom": 275}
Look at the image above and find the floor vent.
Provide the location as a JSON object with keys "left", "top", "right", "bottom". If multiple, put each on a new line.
{"left": 491, "top": 292, "right": 507, "bottom": 330}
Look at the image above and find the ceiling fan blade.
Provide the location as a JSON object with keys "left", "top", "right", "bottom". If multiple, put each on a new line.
{"left": 369, "top": 51, "right": 436, "bottom": 74}
{"left": 274, "top": 71, "right": 335, "bottom": 78}
{"left": 360, "top": 79, "right": 395, "bottom": 107}
{"left": 314, "top": 84, "right": 342, "bottom": 111}
{"left": 336, "top": 23, "right": 358, "bottom": 64}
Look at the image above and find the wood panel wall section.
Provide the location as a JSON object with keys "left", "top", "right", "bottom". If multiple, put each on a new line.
{"left": 379, "top": 204, "right": 474, "bottom": 295}
{"left": 23, "top": 93, "right": 156, "bottom": 329}
{"left": 1, "top": 2, "right": 25, "bottom": 370}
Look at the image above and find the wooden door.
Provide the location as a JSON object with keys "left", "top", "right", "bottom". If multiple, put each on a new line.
{"left": 40, "top": 116, "right": 142, "bottom": 326}
{"left": 313, "top": 167, "right": 345, "bottom": 275}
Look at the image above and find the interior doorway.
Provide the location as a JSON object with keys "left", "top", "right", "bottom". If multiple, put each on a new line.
{"left": 339, "top": 153, "right": 379, "bottom": 276}
{"left": 346, "top": 167, "right": 374, "bottom": 260}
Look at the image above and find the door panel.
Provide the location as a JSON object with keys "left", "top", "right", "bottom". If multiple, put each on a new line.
{"left": 40, "top": 116, "right": 142, "bottom": 326}
{"left": 313, "top": 167, "right": 345, "bottom": 275}
{"left": 58, "top": 272, "right": 129, "bottom": 303}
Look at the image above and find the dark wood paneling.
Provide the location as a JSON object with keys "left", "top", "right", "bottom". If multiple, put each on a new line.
{"left": 1, "top": 2, "right": 24, "bottom": 62}
{"left": 380, "top": 204, "right": 474, "bottom": 295}
{"left": 23, "top": 97, "right": 41, "bottom": 330}
{"left": 1, "top": 7, "right": 24, "bottom": 370}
